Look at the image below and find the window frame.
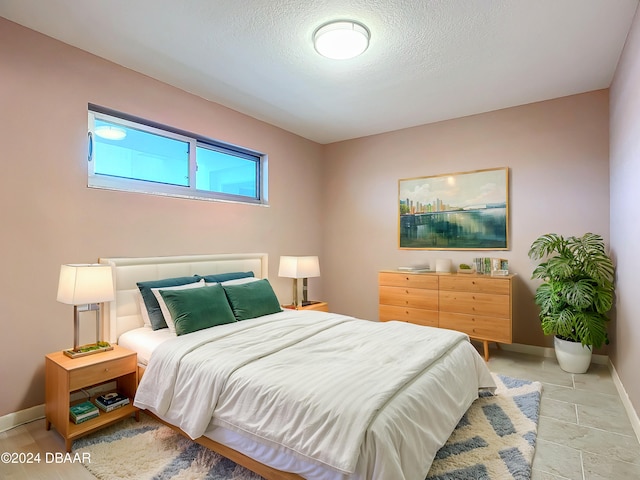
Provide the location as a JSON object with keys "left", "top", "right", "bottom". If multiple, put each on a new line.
{"left": 87, "top": 106, "right": 268, "bottom": 205}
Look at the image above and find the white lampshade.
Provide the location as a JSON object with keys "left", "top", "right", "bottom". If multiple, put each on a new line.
{"left": 57, "top": 264, "right": 114, "bottom": 305}
{"left": 278, "top": 256, "right": 321, "bottom": 279}
{"left": 313, "top": 21, "right": 370, "bottom": 60}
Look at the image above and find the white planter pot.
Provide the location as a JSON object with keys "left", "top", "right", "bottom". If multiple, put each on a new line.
{"left": 554, "top": 336, "right": 592, "bottom": 374}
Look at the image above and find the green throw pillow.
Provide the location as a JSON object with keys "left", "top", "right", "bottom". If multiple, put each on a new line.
{"left": 223, "top": 279, "right": 282, "bottom": 321}
{"left": 159, "top": 284, "right": 236, "bottom": 335}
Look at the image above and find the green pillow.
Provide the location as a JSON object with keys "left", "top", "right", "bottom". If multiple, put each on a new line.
{"left": 223, "top": 279, "right": 282, "bottom": 321}
{"left": 159, "top": 284, "right": 236, "bottom": 336}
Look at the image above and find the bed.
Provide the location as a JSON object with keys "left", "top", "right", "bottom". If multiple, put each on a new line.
{"left": 99, "top": 253, "right": 495, "bottom": 480}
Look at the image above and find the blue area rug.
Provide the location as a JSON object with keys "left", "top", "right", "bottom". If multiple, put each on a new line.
{"left": 74, "top": 373, "right": 541, "bottom": 480}
{"left": 426, "top": 374, "right": 542, "bottom": 480}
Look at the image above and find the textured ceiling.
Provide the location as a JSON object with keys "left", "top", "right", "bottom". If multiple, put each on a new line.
{"left": 1, "top": 0, "right": 638, "bottom": 144}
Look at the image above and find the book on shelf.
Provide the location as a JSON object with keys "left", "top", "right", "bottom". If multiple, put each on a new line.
{"left": 95, "top": 392, "right": 128, "bottom": 406}
{"left": 71, "top": 411, "right": 100, "bottom": 424}
{"left": 473, "top": 257, "right": 509, "bottom": 275}
{"left": 95, "top": 397, "right": 130, "bottom": 413}
{"left": 70, "top": 401, "right": 99, "bottom": 423}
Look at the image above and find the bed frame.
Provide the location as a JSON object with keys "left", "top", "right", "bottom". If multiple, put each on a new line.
{"left": 98, "top": 253, "right": 302, "bottom": 480}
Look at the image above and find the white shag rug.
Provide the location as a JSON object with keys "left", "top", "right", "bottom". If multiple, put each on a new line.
{"left": 74, "top": 374, "right": 541, "bottom": 480}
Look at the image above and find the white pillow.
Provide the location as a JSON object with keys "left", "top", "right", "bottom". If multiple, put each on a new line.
{"left": 137, "top": 290, "right": 152, "bottom": 327}
{"left": 152, "top": 279, "right": 205, "bottom": 333}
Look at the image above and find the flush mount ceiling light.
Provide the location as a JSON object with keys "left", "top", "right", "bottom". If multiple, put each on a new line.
{"left": 313, "top": 20, "right": 370, "bottom": 60}
{"left": 95, "top": 125, "right": 126, "bottom": 140}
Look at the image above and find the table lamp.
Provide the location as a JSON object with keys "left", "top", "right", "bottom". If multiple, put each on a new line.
{"left": 57, "top": 264, "right": 115, "bottom": 358}
{"left": 278, "top": 256, "right": 320, "bottom": 307}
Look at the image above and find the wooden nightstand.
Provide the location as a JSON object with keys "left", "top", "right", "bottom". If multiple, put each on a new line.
{"left": 45, "top": 345, "right": 139, "bottom": 451}
{"left": 283, "top": 301, "right": 329, "bottom": 312}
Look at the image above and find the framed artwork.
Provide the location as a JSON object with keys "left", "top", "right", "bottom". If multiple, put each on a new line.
{"left": 399, "top": 167, "right": 509, "bottom": 250}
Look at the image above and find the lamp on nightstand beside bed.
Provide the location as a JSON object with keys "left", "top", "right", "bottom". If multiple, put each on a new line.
{"left": 278, "top": 256, "right": 320, "bottom": 307}
{"left": 56, "top": 264, "right": 115, "bottom": 358}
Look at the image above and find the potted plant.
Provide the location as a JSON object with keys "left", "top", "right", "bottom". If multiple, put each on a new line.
{"left": 528, "top": 233, "right": 615, "bottom": 373}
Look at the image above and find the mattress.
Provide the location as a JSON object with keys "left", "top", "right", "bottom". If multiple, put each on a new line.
{"left": 118, "top": 326, "right": 175, "bottom": 366}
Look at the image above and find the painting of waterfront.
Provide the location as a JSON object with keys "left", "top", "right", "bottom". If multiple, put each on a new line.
{"left": 399, "top": 167, "right": 509, "bottom": 250}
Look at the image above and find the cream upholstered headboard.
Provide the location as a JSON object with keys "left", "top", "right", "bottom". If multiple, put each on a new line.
{"left": 99, "top": 253, "right": 268, "bottom": 344}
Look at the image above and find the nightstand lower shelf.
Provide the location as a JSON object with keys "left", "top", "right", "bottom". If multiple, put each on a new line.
{"left": 58, "top": 403, "right": 139, "bottom": 450}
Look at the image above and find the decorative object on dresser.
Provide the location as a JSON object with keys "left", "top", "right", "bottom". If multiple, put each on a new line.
{"left": 528, "top": 232, "right": 615, "bottom": 374}
{"left": 45, "top": 345, "right": 139, "bottom": 451}
{"left": 378, "top": 271, "right": 513, "bottom": 360}
{"left": 278, "top": 255, "right": 320, "bottom": 306}
{"left": 399, "top": 167, "right": 509, "bottom": 250}
{"left": 473, "top": 256, "right": 509, "bottom": 275}
{"left": 457, "top": 263, "right": 475, "bottom": 273}
{"left": 56, "top": 263, "right": 115, "bottom": 358}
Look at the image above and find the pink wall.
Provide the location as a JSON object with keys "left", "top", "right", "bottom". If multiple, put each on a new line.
{"left": 322, "top": 92, "right": 611, "bottom": 350}
{"left": 610, "top": 5, "right": 640, "bottom": 414}
{"left": 0, "top": 19, "right": 325, "bottom": 416}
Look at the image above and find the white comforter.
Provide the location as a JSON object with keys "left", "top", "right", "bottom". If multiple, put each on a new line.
{"left": 134, "top": 310, "right": 495, "bottom": 479}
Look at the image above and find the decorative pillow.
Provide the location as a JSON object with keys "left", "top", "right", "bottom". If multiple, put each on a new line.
{"left": 197, "top": 271, "right": 254, "bottom": 284}
{"left": 137, "top": 276, "right": 200, "bottom": 330}
{"left": 159, "top": 284, "right": 237, "bottom": 336}
{"left": 223, "top": 279, "right": 282, "bottom": 321}
{"left": 152, "top": 280, "right": 205, "bottom": 333}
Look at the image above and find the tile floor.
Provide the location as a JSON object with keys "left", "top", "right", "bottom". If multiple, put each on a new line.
{"left": 488, "top": 348, "right": 640, "bottom": 480}
{"left": 1, "top": 348, "right": 639, "bottom": 479}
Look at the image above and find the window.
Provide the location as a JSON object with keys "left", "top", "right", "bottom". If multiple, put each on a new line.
{"left": 87, "top": 107, "right": 267, "bottom": 204}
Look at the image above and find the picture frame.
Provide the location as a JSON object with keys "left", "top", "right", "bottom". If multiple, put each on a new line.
{"left": 399, "top": 167, "right": 509, "bottom": 250}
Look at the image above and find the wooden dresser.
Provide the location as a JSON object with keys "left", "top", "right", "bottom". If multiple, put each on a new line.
{"left": 378, "top": 271, "right": 513, "bottom": 360}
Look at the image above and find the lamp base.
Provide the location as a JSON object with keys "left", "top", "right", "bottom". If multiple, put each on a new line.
{"left": 63, "top": 341, "right": 113, "bottom": 358}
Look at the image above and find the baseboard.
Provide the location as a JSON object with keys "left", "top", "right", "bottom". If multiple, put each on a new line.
{"left": 0, "top": 404, "right": 44, "bottom": 433}
{"left": 609, "top": 361, "right": 640, "bottom": 443}
{"left": 498, "top": 342, "right": 609, "bottom": 365}
{"left": 0, "top": 381, "right": 117, "bottom": 433}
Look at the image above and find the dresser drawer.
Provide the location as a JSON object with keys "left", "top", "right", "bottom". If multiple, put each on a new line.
{"left": 439, "top": 275, "right": 511, "bottom": 295}
{"left": 378, "top": 272, "right": 438, "bottom": 289}
{"left": 379, "top": 305, "right": 439, "bottom": 327}
{"left": 69, "top": 355, "right": 137, "bottom": 391}
{"left": 379, "top": 286, "right": 438, "bottom": 310}
{"left": 439, "top": 312, "right": 511, "bottom": 343}
{"left": 439, "top": 291, "right": 510, "bottom": 318}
